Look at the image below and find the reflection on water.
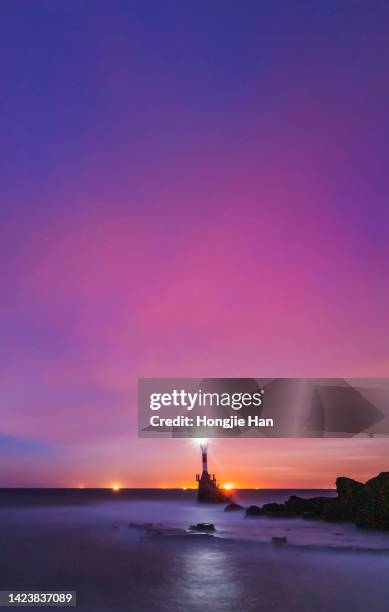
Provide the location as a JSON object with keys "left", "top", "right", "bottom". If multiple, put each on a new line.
{"left": 177, "top": 547, "right": 239, "bottom": 610}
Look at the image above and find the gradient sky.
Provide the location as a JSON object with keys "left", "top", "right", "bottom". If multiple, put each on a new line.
{"left": 1, "top": 1, "right": 389, "bottom": 488}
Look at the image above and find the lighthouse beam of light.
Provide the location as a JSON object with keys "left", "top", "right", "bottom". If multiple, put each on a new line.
{"left": 193, "top": 438, "right": 208, "bottom": 449}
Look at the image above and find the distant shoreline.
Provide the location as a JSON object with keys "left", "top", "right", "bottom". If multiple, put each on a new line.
{"left": 0, "top": 487, "right": 336, "bottom": 492}
{"left": 0, "top": 487, "right": 335, "bottom": 508}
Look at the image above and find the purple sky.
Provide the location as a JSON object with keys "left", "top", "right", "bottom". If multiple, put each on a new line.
{"left": 1, "top": 1, "right": 389, "bottom": 487}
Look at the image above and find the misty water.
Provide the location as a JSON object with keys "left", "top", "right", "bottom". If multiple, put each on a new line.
{"left": 1, "top": 490, "right": 389, "bottom": 611}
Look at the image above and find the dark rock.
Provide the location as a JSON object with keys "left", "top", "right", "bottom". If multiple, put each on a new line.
{"left": 301, "top": 511, "right": 319, "bottom": 520}
{"left": 225, "top": 503, "right": 245, "bottom": 512}
{"left": 246, "top": 502, "right": 298, "bottom": 518}
{"left": 246, "top": 505, "right": 264, "bottom": 517}
{"left": 245, "top": 497, "right": 338, "bottom": 521}
{"left": 356, "top": 472, "right": 389, "bottom": 530}
{"left": 272, "top": 536, "right": 288, "bottom": 545}
{"left": 366, "top": 471, "right": 389, "bottom": 495}
{"left": 262, "top": 502, "right": 285, "bottom": 513}
{"left": 315, "top": 477, "right": 367, "bottom": 523}
{"left": 189, "top": 523, "right": 216, "bottom": 532}
{"left": 261, "top": 502, "right": 296, "bottom": 518}
{"left": 284, "top": 496, "right": 310, "bottom": 514}
{"left": 286, "top": 495, "right": 329, "bottom": 515}
{"left": 245, "top": 472, "right": 389, "bottom": 530}
{"left": 334, "top": 477, "right": 368, "bottom": 521}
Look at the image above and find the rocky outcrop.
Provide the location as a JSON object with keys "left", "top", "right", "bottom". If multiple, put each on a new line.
{"left": 355, "top": 472, "right": 389, "bottom": 530}
{"left": 286, "top": 495, "right": 332, "bottom": 519}
{"left": 225, "top": 503, "right": 245, "bottom": 512}
{"left": 245, "top": 505, "right": 263, "bottom": 517}
{"left": 244, "top": 472, "right": 389, "bottom": 530}
{"left": 332, "top": 477, "right": 368, "bottom": 521}
{"left": 246, "top": 498, "right": 330, "bottom": 519}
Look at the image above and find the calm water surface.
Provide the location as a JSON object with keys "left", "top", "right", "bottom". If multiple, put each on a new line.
{"left": 1, "top": 490, "right": 389, "bottom": 611}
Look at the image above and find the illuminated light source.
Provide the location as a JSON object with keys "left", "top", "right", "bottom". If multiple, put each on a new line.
{"left": 112, "top": 484, "right": 120, "bottom": 492}
{"left": 222, "top": 483, "right": 234, "bottom": 491}
{"left": 193, "top": 438, "right": 208, "bottom": 447}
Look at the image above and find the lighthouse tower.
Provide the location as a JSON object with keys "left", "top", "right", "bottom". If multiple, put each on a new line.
{"left": 201, "top": 443, "right": 208, "bottom": 475}
{"left": 195, "top": 442, "right": 232, "bottom": 503}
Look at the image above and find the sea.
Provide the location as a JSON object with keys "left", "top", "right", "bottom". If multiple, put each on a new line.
{"left": 0, "top": 489, "right": 389, "bottom": 611}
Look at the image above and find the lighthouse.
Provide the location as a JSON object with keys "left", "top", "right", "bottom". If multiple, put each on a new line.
{"left": 195, "top": 441, "right": 232, "bottom": 503}
{"left": 201, "top": 443, "right": 208, "bottom": 474}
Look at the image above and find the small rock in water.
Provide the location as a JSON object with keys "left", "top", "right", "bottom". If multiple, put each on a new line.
{"left": 225, "top": 503, "right": 245, "bottom": 512}
{"left": 272, "top": 536, "right": 288, "bottom": 545}
{"left": 189, "top": 523, "right": 216, "bottom": 532}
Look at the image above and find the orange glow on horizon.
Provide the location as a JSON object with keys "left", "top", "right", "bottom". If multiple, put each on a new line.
{"left": 68, "top": 481, "right": 337, "bottom": 490}
{"left": 221, "top": 483, "right": 234, "bottom": 491}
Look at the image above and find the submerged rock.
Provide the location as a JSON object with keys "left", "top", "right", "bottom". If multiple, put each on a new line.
{"left": 189, "top": 523, "right": 216, "bottom": 532}
{"left": 272, "top": 536, "right": 288, "bottom": 545}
